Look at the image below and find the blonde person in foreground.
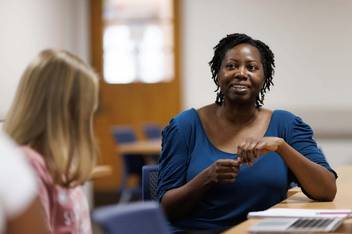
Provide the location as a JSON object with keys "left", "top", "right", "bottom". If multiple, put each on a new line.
{"left": 4, "top": 49, "right": 99, "bottom": 234}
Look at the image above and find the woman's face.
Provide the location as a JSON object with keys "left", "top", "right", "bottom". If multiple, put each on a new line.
{"left": 218, "top": 43, "right": 265, "bottom": 105}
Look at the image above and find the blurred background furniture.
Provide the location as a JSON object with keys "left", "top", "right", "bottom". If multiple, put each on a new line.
{"left": 117, "top": 139, "right": 161, "bottom": 155}
{"left": 142, "top": 164, "right": 159, "bottom": 201}
{"left": 112, "top": 126, "right": 146, "bottom": 203}
{"left": 143, "top": 123, "right": 162, "bottom": 140}
{"left": 92, "top": 201, "right": 171, "bottom": 234}
{"left": 142, "top": 123, "right": 162, "bottom": 163}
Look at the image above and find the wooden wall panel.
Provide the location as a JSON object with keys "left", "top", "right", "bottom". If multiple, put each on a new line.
{"left": 90, "top": 0, "right": 181, "bottom": 191}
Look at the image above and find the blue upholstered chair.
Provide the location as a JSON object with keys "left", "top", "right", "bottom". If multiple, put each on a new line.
{"left": 92, "top": 201, "right": 171, "bottom": 234}
{"left": 143, "top": 123, "right": 162, "bottom": 140}
{"left": 142, "top": 123, "right": 162, "bottom": 164}
{"left": 142, "top": 164, "right": 159, "bottom": 201}
{"left": 112, "top": 126, "right": 145, "bottom": 202}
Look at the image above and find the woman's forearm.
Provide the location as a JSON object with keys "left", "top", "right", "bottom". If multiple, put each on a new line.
{"left": 161, "top": 158, "right": 240, "bottom": 221}
{"left": 277, "top": 140, "right": 336, "bottom": 201}
{"left": 161, "top": 169, "right": 214, "bottom": 221}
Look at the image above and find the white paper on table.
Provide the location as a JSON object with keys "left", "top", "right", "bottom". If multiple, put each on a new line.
{"left": 248, "top": 208, "right": 352, "bottom": 219}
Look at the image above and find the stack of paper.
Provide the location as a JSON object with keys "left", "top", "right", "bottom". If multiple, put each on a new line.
{"left": 248, "top": 208, "right": 352, "bottom": 219}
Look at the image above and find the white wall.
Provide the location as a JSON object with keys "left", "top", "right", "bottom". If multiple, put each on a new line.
{"left": 180, "top": 0, "right": 352, "bottom": 166}
{"left": 0, "top": 0, "right": 90, "bottom": 120}
{"left": 181, "top": 0, "right": 352, "bottom": 111}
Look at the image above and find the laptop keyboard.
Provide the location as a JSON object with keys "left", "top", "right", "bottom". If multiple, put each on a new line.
{"left": 288, "top": 218, "right": 336, "bottom": 230}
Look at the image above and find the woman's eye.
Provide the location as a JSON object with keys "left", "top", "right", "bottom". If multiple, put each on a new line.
{"left": 248, "top": 64, "right": 257, "bottom": 71}
{"left": 226, "top": 64, "right": 237, "bottom": 69}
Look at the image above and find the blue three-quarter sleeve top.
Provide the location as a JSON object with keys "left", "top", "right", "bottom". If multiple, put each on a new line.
{"left": 157, "top": 109, "right": 337, "bottom": 231}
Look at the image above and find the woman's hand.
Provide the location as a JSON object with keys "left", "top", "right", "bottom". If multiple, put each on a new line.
{"left": 161, "top": 158, "right": 241, "bottom": 221}
{"left": 237, "top": 137, "right": 285, "bottom": 166}
{"left": 204, "top": 158, "right": 241, "bottom": 184}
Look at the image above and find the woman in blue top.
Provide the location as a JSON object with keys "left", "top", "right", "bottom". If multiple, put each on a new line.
{"left": 157, "top": 33, "right": 337, "bottom": 233}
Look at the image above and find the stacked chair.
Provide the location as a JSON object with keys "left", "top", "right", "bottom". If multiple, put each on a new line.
{"left": 112, "top": 126, "right": 145, "bottom": 203}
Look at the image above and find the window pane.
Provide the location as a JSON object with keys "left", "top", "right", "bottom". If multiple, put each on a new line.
{"left": 104, "top": 26, "right": 136, "bottom": 83}
{"left": 103, "top": 0, "right": 174, "bottom": 84}
{"left": 139, "top": 25, "right": 163, "bottom": 83}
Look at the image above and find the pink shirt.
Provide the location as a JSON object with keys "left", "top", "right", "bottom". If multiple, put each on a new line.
{"left": 22, "top": 146, "right": 92, "bottom": 234}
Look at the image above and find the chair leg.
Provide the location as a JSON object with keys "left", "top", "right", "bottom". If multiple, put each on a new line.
{"left": 119, "top": 190, "right": 133, "bottom": 203}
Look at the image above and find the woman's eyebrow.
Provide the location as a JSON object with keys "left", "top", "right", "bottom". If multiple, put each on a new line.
{"left": 246, "top": 59, "right": 259, "bottom": 63}
{"left": 227, "top": 58, "right": 238, "bottom": 62}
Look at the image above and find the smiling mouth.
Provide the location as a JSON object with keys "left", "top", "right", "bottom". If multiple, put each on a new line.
{"left": 230, "top": 84, "right": 249, "bottom": 93}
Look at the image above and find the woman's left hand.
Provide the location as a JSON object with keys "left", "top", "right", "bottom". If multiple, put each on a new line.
{"left": 237, "top": 137, "right": 284, "bottom": 166}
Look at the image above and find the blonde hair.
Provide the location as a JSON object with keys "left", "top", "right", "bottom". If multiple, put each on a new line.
{"left": 4, "top": 49, "right": 99, "bottom": 187}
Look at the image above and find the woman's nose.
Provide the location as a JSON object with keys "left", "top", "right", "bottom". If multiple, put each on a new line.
{"left": 235, "top": 66, "right": 247, "bottom": 79}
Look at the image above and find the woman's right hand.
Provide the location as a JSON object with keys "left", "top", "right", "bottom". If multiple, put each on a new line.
{"left": 161, "top": 157, "right": 241, "bottom": 221}
{"left": 204, "top": 158, "right": 241, "bottom": 184}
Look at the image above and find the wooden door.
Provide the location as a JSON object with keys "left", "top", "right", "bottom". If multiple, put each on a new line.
{"left": 90, "top": 0, "right": 182, "bottom": 191}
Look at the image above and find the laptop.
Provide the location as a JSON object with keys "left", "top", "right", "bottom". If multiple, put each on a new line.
{"left": 249, "top": 217, "right": 344, "bottom": 233}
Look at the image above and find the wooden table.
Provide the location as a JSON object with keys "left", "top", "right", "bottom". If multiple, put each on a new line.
{"left": 223, "top": 165, "right": 352, "bottom": 234}
{"left": 90, "top": 165, "right": 112, "bottom": 179}
{"left": 116, "top": 139, "right": 161, "bottom": 155}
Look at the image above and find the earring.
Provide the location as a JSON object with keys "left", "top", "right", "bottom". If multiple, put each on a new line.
{"left": 215, "top": 91, "right": 224, "bottom": 105}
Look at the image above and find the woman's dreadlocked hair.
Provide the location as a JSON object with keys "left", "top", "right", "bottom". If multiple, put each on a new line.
{"left": 209, "top": 33, "right": 275, "bottom": 107}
